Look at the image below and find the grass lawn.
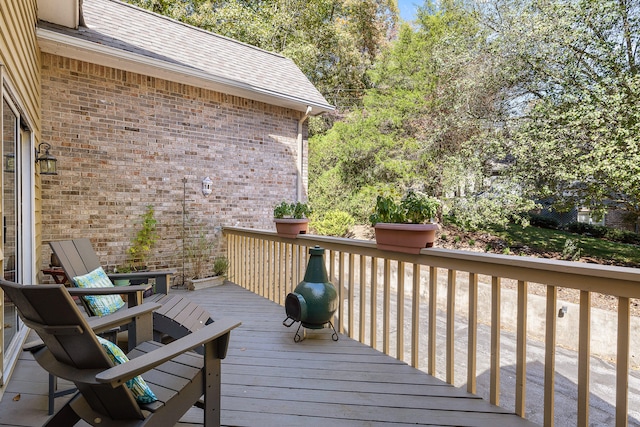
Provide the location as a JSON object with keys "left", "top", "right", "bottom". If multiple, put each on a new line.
{"left": 488, "top": 224, "right": 640, "bottom": 267}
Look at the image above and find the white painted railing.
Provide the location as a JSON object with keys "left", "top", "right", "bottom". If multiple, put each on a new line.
{"left": 223, "top": 226, "right": 640, "bottom": 427}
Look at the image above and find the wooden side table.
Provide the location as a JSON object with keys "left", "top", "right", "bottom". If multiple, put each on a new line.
{"left": 42, "top": 268, "right": 69, "bottom": 285}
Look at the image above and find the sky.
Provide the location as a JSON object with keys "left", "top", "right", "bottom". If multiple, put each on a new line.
{"left": 397, "top": 0, "right": 420, "bottom": 22}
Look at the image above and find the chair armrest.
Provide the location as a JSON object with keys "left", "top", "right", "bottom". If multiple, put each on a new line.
{"left": 96, "top": 318, "right": 241, "bottom": 386}
{"left": 108, "top": 269, "right": 176, "bottom": 295}
{"left": 87, "top": 302, "right": 161, "bottom": 335}
{"left": 67, "top": 284, "right": 151, "bottom": 296}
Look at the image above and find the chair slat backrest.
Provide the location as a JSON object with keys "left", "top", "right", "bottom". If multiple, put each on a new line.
{"left": 50, "top": 238, "right": 101, "bottom": 281}
{"left": 0, "top": 279, "right": 144, "bottom": 420}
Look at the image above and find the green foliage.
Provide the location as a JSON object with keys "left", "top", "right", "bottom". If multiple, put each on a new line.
{"left": 564, "top": 222, "right": 640, "bottom": 245}
{"left": 311, "top": 211, "right": 356, "bottom": 237}
{"left": 528, "top": 214, "right": 560, "bottom": 230}
{"left": 212, "top": 255, "right": 229, "bottom": 277}
{"left": 446, "top": 189, "right": 537, "bottom": 231}
{"left": 127, "top": 205, "right": 158, "bottom": 270}
{"left": 369, "top": 190, "right": 440, "bottom": 225}
{"left": 185, "top": 217, "right": 223, "bottom": 279}
{"left": 311, "top": 1, "right": 504, "bottom": 223}
{"left": 562, "top": 238, "right": 582, "bottom": 261}
{"left": 483, "top": 0, "right": 640, "bottom": 221}
{"left": 273, "top": 201, "right": 311, "bottom": 219}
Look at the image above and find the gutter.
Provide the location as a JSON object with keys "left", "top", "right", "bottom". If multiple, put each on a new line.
{"left": 297, "top": 106, "right": 312, "bottom": 201}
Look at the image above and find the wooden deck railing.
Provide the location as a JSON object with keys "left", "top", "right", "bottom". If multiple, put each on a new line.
{"left": 223, "top": 226, "right": 640, "bottom": 427}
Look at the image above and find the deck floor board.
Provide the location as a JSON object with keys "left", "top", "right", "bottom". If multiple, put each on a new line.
{"left": 0, "top": 282, "right": 536, "bottom": 426}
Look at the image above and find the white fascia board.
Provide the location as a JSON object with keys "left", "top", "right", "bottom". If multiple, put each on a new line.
{"left": 37, "top": 28, "right": 333, "bottom": 115}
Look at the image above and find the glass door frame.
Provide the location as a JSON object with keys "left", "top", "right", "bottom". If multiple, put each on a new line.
{"left": 1, "top": 73, "right": 35, "bottom": 387}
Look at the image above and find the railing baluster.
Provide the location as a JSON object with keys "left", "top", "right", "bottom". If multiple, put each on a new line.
{"left": 516, "top": 280, "right": 528, "bottom": 417}
{"left": 370, "top": 257, "right": 378, "bottom": 350}
{"left": 397, "top": 261, "right": 405, "bottom": 361}
{"left": 284, "top": 243, "right": 290, "bottom": 302}
{"left": 349, "top": 253, "right": 355, "bottom": 338}
{"left": 446, "top": 269, "right": 456, "bottom": 384}
{"left": 467, "top": 272, "right": 478, "bottom": 394}
{"left": 578, "top": 290, "right": 591, "bottom": 427}
{"left": 490, "top": 276, "right": 501, "bottom": 405}
{"left": 544, "top": 285, "right": 557, "bottom": 427}
{"left": 383, "top": 258, "right": 391, "bottom": 355}
{"left": 412, "top": 263, "right": 420, "bottom": 368}
{"left": 359, "top": 255, "right": 366, "bottom": 343}
{"left": 617, "top": 296, "right": 630, "bottom": 427}
{"left": 338, "top": 251, "right": 345, "bottom": 333}
{"left": 428, "top": 266, "right": 437, "bottom": 376}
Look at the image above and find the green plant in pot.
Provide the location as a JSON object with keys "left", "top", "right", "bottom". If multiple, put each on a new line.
{"left": 370, "top": 190, "right": 440, "bottom": 254}
{"left": 273, "top": 200, "right": 312, "bottom": 238}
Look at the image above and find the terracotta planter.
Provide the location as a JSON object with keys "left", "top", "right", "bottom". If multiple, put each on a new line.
{"left": 374, "top": 223, "right": 439, "bottom": 254}
{"left": 274, "top": 218, "right": 309, "bottom": 238}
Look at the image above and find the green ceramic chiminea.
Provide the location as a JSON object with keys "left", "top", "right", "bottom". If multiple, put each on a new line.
{"left": 283, "top": 245, "right": 338, "bottom": 342}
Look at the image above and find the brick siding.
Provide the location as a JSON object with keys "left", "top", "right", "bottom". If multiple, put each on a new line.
{"left": 40, "top": 53, "right": 308, "bottom": 279}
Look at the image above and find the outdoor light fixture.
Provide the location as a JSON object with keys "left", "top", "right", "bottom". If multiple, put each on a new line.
{"left": 4, "top": 153, "right": 15, "bottom": 173}
{"left": 35, "top": 142, "right": 57, "bottom": 175}
{"left": 202, "top": 176, "right": 213, "bottom": 196}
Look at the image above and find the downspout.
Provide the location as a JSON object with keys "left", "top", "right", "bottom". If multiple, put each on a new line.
{"left": 297, "top": 106, "right": 312, "bottom": 202}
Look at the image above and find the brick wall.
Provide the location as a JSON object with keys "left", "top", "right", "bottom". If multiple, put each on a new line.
{"left": 40, "top": 53, "right": 308, "bottom": 278}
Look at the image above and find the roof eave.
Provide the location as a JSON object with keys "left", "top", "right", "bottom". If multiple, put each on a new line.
{"left": 37, "top": 28, "right": 334, "bottom": 115}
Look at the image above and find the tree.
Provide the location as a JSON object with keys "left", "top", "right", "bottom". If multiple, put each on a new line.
{"left": 310, "top": 0, "right": 521, "bottom": 224}
{"left": 123, "top": 0, "right": 398, "bottom": 109}
{"left": 482, "top": 0, "right": 640, "bottom": 224}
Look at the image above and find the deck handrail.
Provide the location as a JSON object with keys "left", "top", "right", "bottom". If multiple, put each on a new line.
{"left": 223, "top": 226, "right": 639, "bottom": 427}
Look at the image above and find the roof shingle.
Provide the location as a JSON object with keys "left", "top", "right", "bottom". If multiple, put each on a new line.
{"left": 38, "top": 0, "right": 333, "bottom": 114}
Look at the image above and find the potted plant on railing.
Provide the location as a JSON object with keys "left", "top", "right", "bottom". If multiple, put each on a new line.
{"left": 273, "top": 200, "right": 312, "bottom": 238}
{"left": 369, "top": 190, "right": 440, "bottom": 254}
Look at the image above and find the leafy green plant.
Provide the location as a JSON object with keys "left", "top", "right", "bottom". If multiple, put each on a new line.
{"left": 127, "top": 205, "right": 158, "bottom": 271}
{"left": 369, "top": 190, "right": 440, "bottom": 225}
{"left": 311, "top": 210, "right": 355, "bottom": 237}
{"left": 273, "top": 201, "right": 312, "bottom": 219}
{"left": 562, "top": 238, "right": 581, "bottom": 261}
{"left": 212, "top": 255, "right": 229, "bottom": 277}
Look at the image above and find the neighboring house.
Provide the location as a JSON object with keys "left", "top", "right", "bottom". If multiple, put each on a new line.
{"left": 0, "top": 0, "right": 331, "bottom": 390}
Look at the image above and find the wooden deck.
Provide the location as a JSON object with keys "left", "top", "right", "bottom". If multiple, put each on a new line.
{"left": 0, "top": 282, "right": 537, "bottom": 426}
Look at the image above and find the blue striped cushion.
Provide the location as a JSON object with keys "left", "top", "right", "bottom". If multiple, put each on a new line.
{"left": 97, "top": 336, "right": 157, "bottom": 404}
{"left": 73, "top": 267, "right": 125, "bottom": 316}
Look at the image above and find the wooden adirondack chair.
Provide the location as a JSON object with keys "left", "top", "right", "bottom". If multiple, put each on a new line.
{"left": 49, "top": 239, "right": 213, "bottom": 347}
{"left": 47, "top": 238, "right": 215, "bottom": 415}
{"left": 0, "top": 279, "right": 240, "bottom": 427}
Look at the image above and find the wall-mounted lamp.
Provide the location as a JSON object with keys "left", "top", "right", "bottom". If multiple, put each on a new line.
{"left": 202, "top": 176, "right": 213, "bottom": 197}
{"left": 35, "top": 142, "right": 58, "bottom": 175}
{"left": 4, "top": 153, "right": 15, "bottom": 173}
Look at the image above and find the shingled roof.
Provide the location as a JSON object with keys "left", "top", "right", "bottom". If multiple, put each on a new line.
{"left": 37, "top": 0, "right": 333, "bottom": 115}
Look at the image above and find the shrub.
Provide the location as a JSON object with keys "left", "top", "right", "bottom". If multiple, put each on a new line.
{"left": 562, "top": 238, "right": 581, "bottom": 261}
{"left": 529, "top": 214, "right": 559, "bottom": 230}
{"left": 311, "top": 210, "right": 356, "bottom": 237}
{"left": 564, "top": 222, "right": 607, "bottom": 238}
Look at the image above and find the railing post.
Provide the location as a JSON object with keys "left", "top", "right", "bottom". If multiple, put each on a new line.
{"left": 370, "top": 257, "right": 378, "bottom": 350}
{"left": 411, "top": 264, "right": 420, "bottom": 368}
{"left": 544, "top": 285, "right": 557, "bottom": 426}
{"left": 446, "top": 269, "right": 456, "bottom": 385}
{"left": 383, "top": 258, "right": 391, "bottom": 355}
{"left": 578, "top": 291, "right": 591, "bottom": 427}
{"left": 516, "top": 280, "right": 528, "bottom": 417}
{"left": 467, "top": 272, "right": 478, "bottom": 394}
{"left": 397, "top": 261, "right": 405, "bottom": 361}
{"left": 428, "top": 266, "right": 437, "bottom": 376}
{"left": 490, "top": 276, "right": 501, "bottom": 406}
{"left": 617, "top": 297, "right": 630, "bottom": 427}
{"left": 359, "top": 255, "right": 366, "bottom": 344}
